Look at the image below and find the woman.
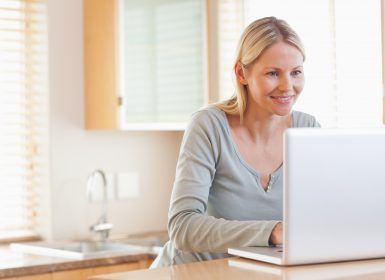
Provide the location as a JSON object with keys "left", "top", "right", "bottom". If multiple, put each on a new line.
{"left": 151, "top": 16, "right": 320, "bottom": 268}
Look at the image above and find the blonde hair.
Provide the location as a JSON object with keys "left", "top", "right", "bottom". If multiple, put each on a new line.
{"left": 216, "top": 17, "right": 305, "bottom": 122}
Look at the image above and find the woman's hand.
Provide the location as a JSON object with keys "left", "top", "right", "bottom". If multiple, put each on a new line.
{"left": 269, "top": 223, "right": 283, "bottom": 245}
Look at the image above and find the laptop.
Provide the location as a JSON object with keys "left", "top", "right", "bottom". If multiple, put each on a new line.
{"left": 228, "top": 127, "right": 385, "bottom": 265}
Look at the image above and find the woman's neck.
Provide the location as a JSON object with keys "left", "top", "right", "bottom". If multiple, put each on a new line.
{"left": 234, "top": 109, "right": 292, "bottom": 143}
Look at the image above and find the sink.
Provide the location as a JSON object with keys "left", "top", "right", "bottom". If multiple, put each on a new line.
{"left": 10, "top": 240, "right": 152, "bottom": 260}
{"left": 116, "top": 235, "right": 167, "bottom": 255}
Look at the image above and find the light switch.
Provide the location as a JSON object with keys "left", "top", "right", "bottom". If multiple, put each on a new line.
{"left": 116, "top": 172, "right": 140, "bottom": 199}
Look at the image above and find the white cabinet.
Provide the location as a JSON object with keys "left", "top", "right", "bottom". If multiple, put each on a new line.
{"left": 84, "top": 0, "right": 208, "bottom": 130}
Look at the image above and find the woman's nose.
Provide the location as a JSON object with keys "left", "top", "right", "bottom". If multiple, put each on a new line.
{"left": 278, "top": 75, "right": 293, "bottom": 92}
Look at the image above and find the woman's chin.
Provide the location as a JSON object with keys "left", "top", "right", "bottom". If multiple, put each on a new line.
{"left": 269, "top": 96, "right": 297, "bottom": 116}
{"left": 272, "top": 106, "right": 293, "bottom": 117}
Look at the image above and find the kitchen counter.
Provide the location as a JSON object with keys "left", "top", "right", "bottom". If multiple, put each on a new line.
{"left": 90, "top": 256, "right": 385, "bottom": 280}
{"left": 0, "top": 231, "right": 167, "bottom": 279}
{"left": 0, "top": 246, "right": 154, "bottom": 278}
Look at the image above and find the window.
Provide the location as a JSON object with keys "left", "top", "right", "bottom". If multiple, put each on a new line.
{"left": 218, "top": 0, "right": 382, "bottom": 127}
{"left": 217, "top": 0, "right": 244, "bottom": 101}
{"left": 0, "top": 0, "right": 48, "bottom": 241}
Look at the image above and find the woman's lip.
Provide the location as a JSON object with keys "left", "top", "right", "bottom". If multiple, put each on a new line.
{"left": 270, "top": 95, "right": 294, "bottom": 104}
{"left": 270, "top": 95, "right": 294, "bottom": 98}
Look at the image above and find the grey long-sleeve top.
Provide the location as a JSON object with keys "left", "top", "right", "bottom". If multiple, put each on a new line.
{"left": 151, "top": 106, "right": 320, "bottom": 268}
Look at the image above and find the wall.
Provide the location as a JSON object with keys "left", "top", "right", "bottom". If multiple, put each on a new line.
{"left": 47, "top": 0, "right": 183, "bottom": 239}
{"left": 382, "top": 0, "right": 385, "bottom": 124}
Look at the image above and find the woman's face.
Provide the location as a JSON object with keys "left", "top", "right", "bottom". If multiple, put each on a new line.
{"left": 240, "top": 41, "right": 305, "bottom": 117}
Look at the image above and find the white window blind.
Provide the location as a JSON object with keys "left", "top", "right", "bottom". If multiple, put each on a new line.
{"left": 119, "top": 0, "right": 206, "bottom": 124}
{"left": 0, "top": 0, "right": 48, "bottom": 241}
{"left": 218, "top": 0, "right": 382, "bottom": 127}
{"left": 217, "top": 0, "right": 244, "bottom": 101}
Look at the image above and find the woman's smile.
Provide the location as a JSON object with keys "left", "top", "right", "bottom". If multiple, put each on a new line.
{"left": 269, "top": 95, "right": 295, "bottom": 104}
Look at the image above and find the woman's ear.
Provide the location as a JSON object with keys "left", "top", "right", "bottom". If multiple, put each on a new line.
{"left": 234, "top": 62, "right": 248, "bottom": 85}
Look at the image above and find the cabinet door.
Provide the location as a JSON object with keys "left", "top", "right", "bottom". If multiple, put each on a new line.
{"left": 118, "top": 0, "right": 206, "bottom": 129}
{"left": 4, "top": 273, "right": 51, "bottom": 280}
{"left": 51, "top": 260, "right": 152, "bottom": 280}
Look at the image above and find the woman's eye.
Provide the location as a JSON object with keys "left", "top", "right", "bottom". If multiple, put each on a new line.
{"left": 267, "top": 71, "right": 278, "bottom": 77}
{"left": 291, "top": 70, "right": 302, "bottom": 76}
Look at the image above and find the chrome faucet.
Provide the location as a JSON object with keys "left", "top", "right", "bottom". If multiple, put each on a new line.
{"left": 86, "top": 169, "right": 113, "bottom": 243}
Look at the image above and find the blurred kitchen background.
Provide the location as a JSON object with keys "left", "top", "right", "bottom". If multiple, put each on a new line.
{"left": 0, "top": 0, "right": 383, "bottom": 245}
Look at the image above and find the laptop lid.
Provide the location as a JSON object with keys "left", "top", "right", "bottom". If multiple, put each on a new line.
{"left": 283, "top": 127, "right": 385, "bottom": 265}
{"left": 229, "top": 127, "right": 385, "bottom": 265}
